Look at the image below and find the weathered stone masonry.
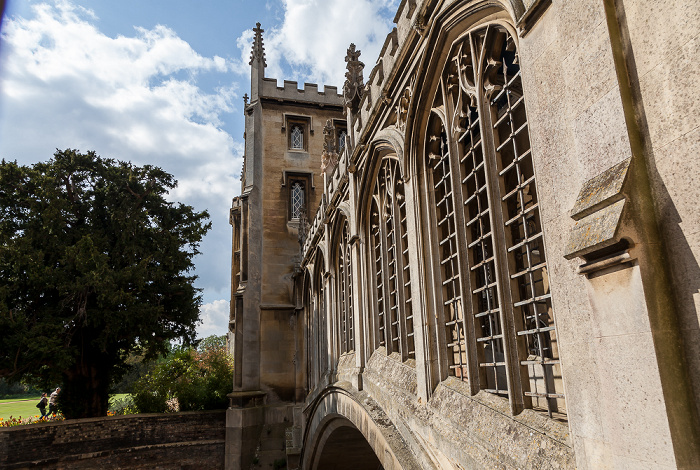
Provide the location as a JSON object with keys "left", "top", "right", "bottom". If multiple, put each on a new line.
{"left": 0, "top": 410, "right": 225, "bottom": 469}
{"left": 229, "top": 0, "right": 700, "bottom": 469}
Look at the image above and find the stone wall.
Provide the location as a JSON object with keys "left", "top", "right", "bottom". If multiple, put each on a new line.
{"left": 0, "top": 410, "right": 225, "bottom": 469}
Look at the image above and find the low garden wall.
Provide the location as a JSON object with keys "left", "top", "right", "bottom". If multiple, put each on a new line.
{"left": 0, "top": 409, "right": 226, "bottom": 469}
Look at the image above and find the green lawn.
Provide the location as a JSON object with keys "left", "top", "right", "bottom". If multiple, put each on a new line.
{"left": 0, "top": 397, "right": 42, "bottom": 420}
{"left": 0, "top": 393, "right": 133, "bottom": 420}
{"left": 0, "top": 396, "right": 41, "bottom": 404}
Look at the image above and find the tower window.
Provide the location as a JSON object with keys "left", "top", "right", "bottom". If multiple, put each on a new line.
{"left": 291, "top": 181, "right": 305, "bottom": 220}
{"left": 290, "top": 124, "right": 304, "bottom": 150}
{"left": 338, "top": 129, "right": 347, "bottom": 155}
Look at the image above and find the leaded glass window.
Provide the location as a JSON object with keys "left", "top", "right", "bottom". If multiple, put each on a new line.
{"left": 290, "top": 124, "right": 304, "bottom": 150}
{"left": 338, "top": 130, "right": 347, "bottom": 155}
{"left": 291, "top": 181, "right": 304, "bottom": 220}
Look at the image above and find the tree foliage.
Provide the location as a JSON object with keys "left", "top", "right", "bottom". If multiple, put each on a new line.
{"left": 0, "top": 149, "right": 211, "bottom": 418}
{"left": 132, "top": 336, "right": 232, "bottom": 413}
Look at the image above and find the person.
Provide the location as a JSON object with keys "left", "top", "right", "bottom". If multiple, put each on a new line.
{"left": 48, "top": 387, "right": 60, "bottom": 415}
{"left": 36, "top": 393, "right": 48, "bottom": 417}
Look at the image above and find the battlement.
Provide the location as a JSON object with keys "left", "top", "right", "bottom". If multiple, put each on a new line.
{"left": 261, "top": 78, "right": 344, "bottom": 107}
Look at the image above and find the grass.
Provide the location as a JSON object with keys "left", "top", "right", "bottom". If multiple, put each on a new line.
{"left": 0, "top": 397, "right": 42, "bottom": 420}
{"left": 0, "top": 396, "right": 40, "bottom": 404}
{"left": 0, "top": 393, "right": 133, "bottom": 420}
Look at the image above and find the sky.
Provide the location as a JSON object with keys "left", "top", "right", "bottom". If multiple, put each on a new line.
{"left": 0, "top": 0, "right": 399, "bottom": 338}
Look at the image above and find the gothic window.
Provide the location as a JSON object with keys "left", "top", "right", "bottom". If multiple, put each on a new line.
{"left": 291, "top": 181, "right": 304, "bottom": 219}
{"left": 338, "top": 130, "right": 347, "bottom": 155}
{"left": 337, "top": 219, "right": 354, "bottom": 354}
{"left": 286, "top": 174, "right": 309, "bottom": 221}
{"left": 368, "top": 158, "right": 414, "bottom": 360}
{"left": 308, "top": 254, "right": 327, "bottom": 392}
{"left": 290, "top": 125, "right": 304, "bottom": 150}
{"left": 425, "top": 23, "right": 565, "bottom": 418}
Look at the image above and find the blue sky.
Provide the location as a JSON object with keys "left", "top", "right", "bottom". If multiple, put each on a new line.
{"left": 0, "top": 0, "right": 398, "bottom": 337}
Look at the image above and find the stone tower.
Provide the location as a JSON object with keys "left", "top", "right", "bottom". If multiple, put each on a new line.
{"left": 226, "top": 23, "right": 345, "bottom": 469}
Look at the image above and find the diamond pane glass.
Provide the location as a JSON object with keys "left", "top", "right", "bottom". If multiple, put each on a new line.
{"left": 291, "top": 125, "right": 304, "bottom": 149}
{"left": 291, "top": 181, "right": 304, "bottom": 219}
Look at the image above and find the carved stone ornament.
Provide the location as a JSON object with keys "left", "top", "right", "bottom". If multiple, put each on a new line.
{"left": 249, "top": 22, "right": 267, "bottom": 67}
{"left": 343, "top": 44, "right": 365, "bottom": 112}
{"left": 396, "top": 82, "right": 412, "bottom": 132}
{"left": 321, "top": 119, "right": 338, "bottom": 175}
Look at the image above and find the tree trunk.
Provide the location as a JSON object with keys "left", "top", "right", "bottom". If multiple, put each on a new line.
{"left": 61, "top": 355, "right": 111, "bottom": 418}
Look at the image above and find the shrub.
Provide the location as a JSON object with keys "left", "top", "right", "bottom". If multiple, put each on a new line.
{"left": 132, "top": 341, "right": 232, "bottom": 413}
{"left": 108, "top": 395, "right": 137, "bottom": 415}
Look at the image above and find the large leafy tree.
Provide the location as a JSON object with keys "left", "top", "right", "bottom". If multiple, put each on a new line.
{"left": 0, "top": 149, "right": 211, "bottom": 418}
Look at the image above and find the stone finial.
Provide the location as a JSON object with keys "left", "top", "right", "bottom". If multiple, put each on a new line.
{"left": 249, "top": 22, "right": 267, "bottom": 67}
{"left": 243, "top": 93, "right": 249, "bottom": 106}
{"left": 321, "top": 120, "right": 338, "bottom": 175}
{"left": 343, "top": 44, "right": 364, "bottom": 112}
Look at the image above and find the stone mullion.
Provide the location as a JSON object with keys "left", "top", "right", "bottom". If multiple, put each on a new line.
{"left": 390, "top": 164, "right": 411, "bottom": 361}
{"left": 325, "top": 270, "right": 338, "bottom": 377}
{"left": 368, "top": 202, "right": 385, "bottom": 352}
{"left": 444, "top": 62, "right": 481, "bottom": 395}
{"left": 377, "top": 184, "right": 395, "bottom": 355}
{"left": 349, "top": 168, "right": 366, "bottom": 388}
{"left": 403, "top": 162, "right": 436, "bottom": 402}
{"left": 474, "top": 27, "right": 525, "bottom": 415}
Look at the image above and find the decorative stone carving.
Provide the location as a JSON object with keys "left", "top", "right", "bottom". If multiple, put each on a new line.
{"left": 321, "top": 120, "right": 338, "bottom": 175}
{"left": 249, "top": 22, "right": 267, "bottom": 67}
{"left": 396, "top": 79, "right": 413, "bottom": 132}
{"left": 343, "top": 44, "right": 364, "bottom": 112}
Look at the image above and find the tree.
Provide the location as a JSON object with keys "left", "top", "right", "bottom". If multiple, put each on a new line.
{"left": 0, "top": 149, "right": 211, "bottom": 418}
{"left": 196, "top": 334, "right": 227, "bottom": 353}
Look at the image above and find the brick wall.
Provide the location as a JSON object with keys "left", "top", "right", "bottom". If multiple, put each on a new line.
{"left": 0, "top": 410, "right": 225, "bottom": 469}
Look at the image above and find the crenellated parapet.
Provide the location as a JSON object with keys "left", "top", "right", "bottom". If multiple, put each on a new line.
{"left": 260, "top": 79, "right": 343, "bottom": 107}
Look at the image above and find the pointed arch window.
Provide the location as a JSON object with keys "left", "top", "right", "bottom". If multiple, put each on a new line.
{"left": 338, "top": 130, "right": 347, "bottom": 155}
{"left": 368, "top": 158, "right": 414, "bottom": 360}
{"left": 337, "top": 219, "right": 354, "bottom": 354}
{"left": 425, "top": 23, "right": 565, "bottom": 418}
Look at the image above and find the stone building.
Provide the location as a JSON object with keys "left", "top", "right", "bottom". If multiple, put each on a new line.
{"left": 228, "top": 1, "right": 700, "bottom": 469}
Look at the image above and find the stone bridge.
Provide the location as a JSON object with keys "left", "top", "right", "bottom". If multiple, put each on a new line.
{"left": 226, "top": 0, "right": 700, "bottom": 468}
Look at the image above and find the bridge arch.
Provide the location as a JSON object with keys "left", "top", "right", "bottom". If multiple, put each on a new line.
{"left": 301, "top": 386, "right": 421, "bottom": 470}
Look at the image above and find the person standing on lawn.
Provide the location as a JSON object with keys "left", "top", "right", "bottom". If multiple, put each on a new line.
{"left": 36, "top": 393, "right": 48, "bottom": 417}
{"left": 48, "top": 388, "right": 60, "bottom": 415}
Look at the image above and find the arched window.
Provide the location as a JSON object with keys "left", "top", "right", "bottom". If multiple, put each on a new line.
{"left": 425, "top": 23, "right": 565, "bottom": 418}
{"left": 338, "top": 130, "right": 347, "bottom": 155}
{"left": 337, "top": 219, "right": 354, "bottom": 354}
{"left": 290, "top": 124, "right": 304, "bottom": 150}
{"left": 368, "top": 158, "right": 414, "bottom": 360}
{"left": 291, "top": 181, "right": 305, "bottom": 220}
{"left": 307, "top": 254, "right": 327, "bottom": 392}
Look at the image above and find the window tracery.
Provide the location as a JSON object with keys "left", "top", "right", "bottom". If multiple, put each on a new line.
{"left": 368, "top": 158, "right": 414, "bottom": 360}
{"left": 426, "top": 23, "right": 564, "bottom": 418}
{"left": 337, "top": 219, "right": 354, "bottom": 354}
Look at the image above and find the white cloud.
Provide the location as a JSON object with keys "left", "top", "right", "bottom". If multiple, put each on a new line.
{"left": 236, "top": 0, "right": 398, "bottom": 88}
{"left": 0, "top": 1, "right": 242, "bottom": 326}
{"left": 197, "top": 299, "right": 230, "bottom": 339}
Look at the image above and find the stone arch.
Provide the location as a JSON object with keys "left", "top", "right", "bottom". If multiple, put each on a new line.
{"left": 356, "top": 150, "right": 403, "bottom": 231}
{"left": 301, "top": 386, "right": 422, "bottom": 470}
{"left": 406, "top": 0, "right": 516, "bottom": 183}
